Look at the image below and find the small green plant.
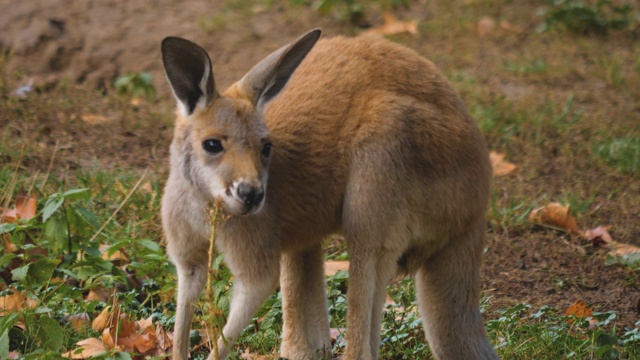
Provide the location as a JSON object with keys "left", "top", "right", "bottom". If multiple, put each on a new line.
{"left": 114, "top": 71, "right": 156, "bottom": 99}
{"left": 593, "top": 135, "right": 640, "bottom": 175}
{"left": 504, "top": 58, "right": 547, "bottom": 74}
{"left": 539, "top": 0, "right": 635, "bottom": 34}
{"left": 310, "top": 0, "right": 410, "bottom": 24}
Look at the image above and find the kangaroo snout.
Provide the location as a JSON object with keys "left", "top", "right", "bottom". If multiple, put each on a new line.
{"left": 225, "top": 180, "right": 265, "bottom": 214}
{"left": 237, "top": 183, "right": 264, "bottom": 207}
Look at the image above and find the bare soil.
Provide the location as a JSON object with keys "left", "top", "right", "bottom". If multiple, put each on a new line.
{"left": 1, "top": 0, "right": 638, "bottom": 334}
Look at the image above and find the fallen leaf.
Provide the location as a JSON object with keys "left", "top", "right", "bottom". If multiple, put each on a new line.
{"left": 133, "top": 326, "right": 156, "bottom": 354}
{"left": 499, "top": 20, "right": 525, "bottom": 33}
{"left": 584, "top": 225, "right": 640, "bottom": 257}
{"left": 364, "top": 12, "right": 418, "bottom": 36}
{"left": 324, "top": 260, "right": 349, "bottom": 276}
{"left": 80, "top": 114, "right": 109, "bottom": 125}
{"left": 99, "top": 244, "right": 129, "bottom": 265}
{"left": 565, "top": 300, "right": 593, "bottom": 318}
{"left": 92, "top": 305, "right": 118, "bottom": 332}
{"left": 85, "top": 287, "right": 110, "bottom": 302}
{"left": 565, "top": 300, "right": 598, "bottom": 328}
{"left": 529, "top": 202, "right": 578, "bottom": 233}
{"left": 477, "top": 16, "right": 496, "bottom": 37}
{"left": 609, "top": 242, "right": 640, "bottom": 257}
{"left": 101, "top": 328, "right": 115, "bottom": 349}
{"left": 585, "top": 226, "right": 613, "bottom": 247}
{"left": 0, "top": 287, "right": 36, "bottom": 314}
{"left": 489, "top": 151, "right": 518, "bottom": 177}
{"left": 2, "top": 236, "right": 17, "bottom": 253}
{"left": 136, "top": 315, "right": 154, "bottom": 330}
{"left": 330, "top": 328, "right": 344, "bottom": 341}
{"left": 66, "top": 313, "right": 91, "bottom": 333}
{"left": 155, "top": 325, "right": 172, "bottom": 352}
{"left": 240, "top": 347, "right": 272, "bottom": 359}
{"left": 1, "top": 191, "right": 37, "bottom": 223}
{"left": 62, "top": 338, "right": 107, "bottom": 359}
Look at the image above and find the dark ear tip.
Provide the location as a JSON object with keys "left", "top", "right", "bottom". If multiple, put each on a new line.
{"left": 161, "top": 36, "right": 186, "bottom": 52}
{"left": 306, "top": 29, "right": 322, "bottom": 41}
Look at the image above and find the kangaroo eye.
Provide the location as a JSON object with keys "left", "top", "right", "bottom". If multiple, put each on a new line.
{"left": 202, "top": 139, "right": 223, "bottom": 155}
{"left": 261, "top": 143, "right": 272, "bottom": 158}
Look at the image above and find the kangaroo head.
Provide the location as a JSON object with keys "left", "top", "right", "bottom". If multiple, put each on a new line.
{"left": 161, "top": 30, "right": 321, "bottom": 215}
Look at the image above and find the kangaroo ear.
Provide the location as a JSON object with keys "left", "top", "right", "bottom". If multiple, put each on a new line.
{"left": 161, "top": 37, "right": 217, "bottom": 116}
{"left": 237, "top": 29, "right": 321, "bottom": 113}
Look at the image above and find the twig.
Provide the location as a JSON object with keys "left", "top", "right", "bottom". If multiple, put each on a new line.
{"left": 205, "top": 199, "right": 225, "bottom": 360}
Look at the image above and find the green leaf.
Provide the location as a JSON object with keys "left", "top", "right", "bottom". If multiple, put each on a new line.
{"left": 62, "top": 188, "right": 90, "bottom": 200}
{"left": 0, "top": 223, "right": 17, "bottom": 235}
{"left": 72, "top": 205, "right": 99, "bottom": 228}
{"left": 45, "top": 216, "right": 68, "bottom": 250}
{"left": 0, "top": 329, "right": 8, "bottom": 360}
{"left": 29, "top": 258, "right": 60, "bottom": 284}
{"left": 11, "top": 263, "right": 30, "bottom": 282}
{"left": 0, "top": 312, "right": 20, "bottom": 335}
{"left": 0, "top": 254, "right": 16, "bottom": 268}
{"left": 138, "top": 239, "right": 160, "bottom": 252}
{"left": 35, "top": 316, "right": 63, "bottom": 352}
{"left": 42, "top": 194, "right": 64, "bottom": 222}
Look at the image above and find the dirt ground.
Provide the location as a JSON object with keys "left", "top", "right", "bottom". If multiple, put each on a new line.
{"left": 1, "top": 0, "right": 638, "bottom": 334}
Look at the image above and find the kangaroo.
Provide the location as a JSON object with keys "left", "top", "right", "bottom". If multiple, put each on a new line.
{"left": 161, "top": 29, "right": 498, "bottom": 360}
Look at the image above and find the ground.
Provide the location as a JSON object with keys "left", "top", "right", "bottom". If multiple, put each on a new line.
{"left": 1, "top": 0, "right": 639, "bottom": 342}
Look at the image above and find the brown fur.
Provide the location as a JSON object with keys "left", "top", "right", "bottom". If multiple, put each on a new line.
{"left": 161, "top": 30, "right": 498, "bottom": 360}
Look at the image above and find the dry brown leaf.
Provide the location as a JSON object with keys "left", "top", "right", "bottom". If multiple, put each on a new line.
{"left": 584, "top": 225, "right": 640, "bottom": 257}
{"left": 92, "top": 305, "right": 113, "bottom": 332}
{"left": 330, "top": 328, "right": 344, "bottom": 341}
{"left": 325, "top": 260, "right": 349, "bottom": 276}
{"left": 102, "top": 327, "right": 116, "bottom": 349}
{"left": 489, "top": 151, "right": 518, "bottom": 177}
{"left": 565, "top": 300, "right": 598, "bottom": 328}
{"left": 1, "top": 192, "right": 37, "bottom": 223}
{"left": 609, "top": 242, "right": 640, "bottom": 257}
{"left": 66, "top": 313, "right": 91, "bottom": 333}
{"left": 499, "top": 20, "right": 525, "bottom": 33}
{"left": 585, "top": 225, "right": 613, "bottom": 247}
{"left": 80, "top": 114, "right": 109, "bottom": 125}
{"left": 136, "top": 315, "right": 154, "bottom": 330}
{"left": 477, "top": 16, "right": 496, "bottom": 37}
{"left": 99, "top": 244, "right": 129, "bottom": 265}
{"left": 134, "top": 326, "right": 156, "bottom": 354}
{"left": 0, "top": 287, "right": 36, "bottom": 314}
{"left": 364, "top": 12, "right": 418, "bottom": 36}
{"left": 565, "top": 300, "right": 593, "bottom": 318}
{"left": 3, "top": 236, "right": 17, "bottom": 253}
{"left": 529, "top": 202, "right": 578, "bottom": 233}
{"left": 85, "top": 287, "right": 110, "bottom": 302}
{"left": 62, "top": 337, "right": 108, "bottom": 359}
{"left": 240, "top": 347, "right": 274, "bottom": 359}
{"left": 155, "top": 325, "right": 172, "bottom": 352}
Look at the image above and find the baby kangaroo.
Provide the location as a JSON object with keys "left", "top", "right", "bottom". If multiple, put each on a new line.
{"left": 161, "top": 29, "right": 498, "bottom": 360}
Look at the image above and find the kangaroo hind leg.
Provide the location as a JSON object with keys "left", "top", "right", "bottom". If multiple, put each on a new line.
{"left": 415, "top": 222, "right": 498, "bottom": 360}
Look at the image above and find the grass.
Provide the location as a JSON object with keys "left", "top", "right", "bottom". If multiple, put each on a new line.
{"left": 1, "top": 0, "right": 640, "bottom": 359}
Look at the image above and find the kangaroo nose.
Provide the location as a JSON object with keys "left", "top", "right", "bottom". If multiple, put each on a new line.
{"left": 237, "top": 183, "right": 264, "bottom": 207}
